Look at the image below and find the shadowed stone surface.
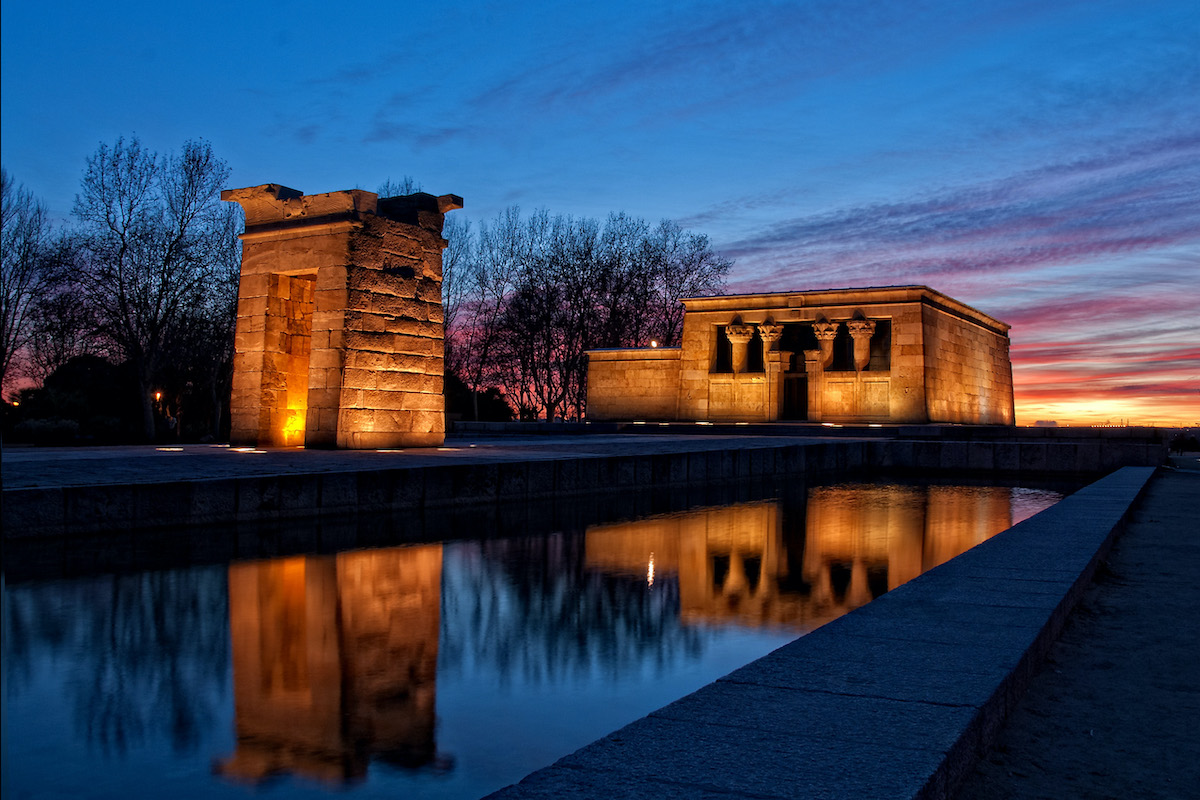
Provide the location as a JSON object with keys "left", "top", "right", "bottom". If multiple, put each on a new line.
{"left": 956, "top": 465, "right": 1200, "bottom": 800}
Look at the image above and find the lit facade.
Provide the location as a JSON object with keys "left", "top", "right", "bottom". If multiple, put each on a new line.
{"left": 586, "top": 285, "right": 1015, "bottom": 424}
{"left": 223, "top": 184, "right": 461, "bottom": 448}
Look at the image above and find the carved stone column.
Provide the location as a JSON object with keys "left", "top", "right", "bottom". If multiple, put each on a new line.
{"left": 758, "top": 323, "right": 785, "bottom": 421}
{"left": 765, "top": 350, "right": 792, "bottom": 421}
{"left": 802, "top": 348, "right": 824, "bottom": 421}
{"left": 757, "top": 323, "right": 783, "bottom": 359}
{"left": 847, "top": 319, "right": 877, "bottom": 372}
{"left": 725, "top": 324, "right": 755, "bottom": 374}
{"left": 813, "top": 321, "right": 839, "bottom": 369}
{"left": 805, "top": 322, "right": 839, "bottom": 422}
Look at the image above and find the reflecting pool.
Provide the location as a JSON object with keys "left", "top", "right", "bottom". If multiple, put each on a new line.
{"left": 2, "top": 480, "right": 1063, "bottom": 799}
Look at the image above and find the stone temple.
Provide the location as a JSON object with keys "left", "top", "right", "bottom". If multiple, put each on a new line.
{"left": 586, "top": 285, "right": 1015, "bottom": 425}
{"left": 223, "top": 185, "right": 461, "bottom": 449}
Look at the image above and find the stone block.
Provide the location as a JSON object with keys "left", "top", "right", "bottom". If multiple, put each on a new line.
{"left": 575, "top": 456, "right": 601, "bottom": 491}
{"left": 967, "top": 442, "right": 995, "bottom": 471}
{"left": 452, "top": 463, "right": 499, "bottom": 503}
{"left": 65, "top": 485, "right": 134, "bottom": 534}
{"left": 556, "top": 458, "right": 580, "bottom": 493}
{"left": 1045, "top": 443, "right": 1077, "bottom": 472}
{"left": 940, "top": 441, "right": 969, "bottom": 471}
{"left": 2, "top": 488, "right": 66, "bottom": 538}
{"left": 913, "top": 441, "right": 941, "bottom": 470}
{"left": 1018, "top": 442, "right": 1048, "bottom": 472}
{"left": 319, "top": 472, "right": 358, "bottom": 511}
{"left": 133, "top": 482, "right": 193, "bottom": 529}
{"left": 497, "top": 461, "right": 530, "bottom": 500}
{"left": 526, "top": 461, "right": 556, "bottom": 498}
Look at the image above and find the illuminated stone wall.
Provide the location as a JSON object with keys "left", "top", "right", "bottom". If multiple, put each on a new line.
{"left": 922, "top": 303, "right": 1016, "bottom": 424}
{"left": 585, "top": 285, "right": 1013, "bottom": 425}
{"left": 224, "top": 184, "right": 462, "bottom": 448}
{"left": 585, "top": 347, "right": 681, "bottom": 420}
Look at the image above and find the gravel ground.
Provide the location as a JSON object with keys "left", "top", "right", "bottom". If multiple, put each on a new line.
{"left": 956, "top": 459, "right": 1200, "bottom": 800}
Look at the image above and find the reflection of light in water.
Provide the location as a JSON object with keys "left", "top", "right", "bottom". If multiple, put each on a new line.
{"left": 1010, "top": 486, "right": 1067, "bottom": 525}
{"left": 648, "top": 553, "right": 655, "bottom": 587}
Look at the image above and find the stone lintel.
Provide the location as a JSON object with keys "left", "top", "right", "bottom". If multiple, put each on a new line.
{"left": 680, "top": 285, "right": 1009, "bottom": 336}
{"left": 237, "top": 219, "right": 363, "bottom": 244}
{"left": 587, "top": 348, "right": 682, "bottom": 362}
{"left": 223, "top": 185, "right": 379, "bottom": 228}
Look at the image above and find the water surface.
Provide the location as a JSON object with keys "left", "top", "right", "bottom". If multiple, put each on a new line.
{"left": 2, "top": 480, "right": 1063, "bottom": 799}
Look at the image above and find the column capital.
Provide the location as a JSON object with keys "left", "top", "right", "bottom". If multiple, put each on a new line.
{"left": 813, "top": 321, "right": 839, "bottom": 341}
{"left": 758, "top": 323, "right": 784, "bottom": 343}
{"left": 848, "top": 319, "right": 876, "bottom": 371}
{"left": 847, "top": 319, "right": 876, "bottom": 339}
{"left": 725, "top": 324, "right": 755, "bottom": 345}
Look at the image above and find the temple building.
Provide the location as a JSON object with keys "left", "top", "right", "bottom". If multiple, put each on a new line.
{"left": 586, "top": 285, "right": 1014, "bottom": 425}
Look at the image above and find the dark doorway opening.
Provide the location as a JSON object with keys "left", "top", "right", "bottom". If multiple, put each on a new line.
{"left": 782, "top": 375, "right": 808, "bottom": 420}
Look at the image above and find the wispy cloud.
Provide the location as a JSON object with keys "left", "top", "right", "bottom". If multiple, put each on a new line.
{"left": 722, "top": 133, "right": 1200, "bottom": 293}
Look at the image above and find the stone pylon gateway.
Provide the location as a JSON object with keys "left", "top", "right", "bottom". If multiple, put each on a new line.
{"left": 222, "top": 185, "right": 462, "bottom": 449}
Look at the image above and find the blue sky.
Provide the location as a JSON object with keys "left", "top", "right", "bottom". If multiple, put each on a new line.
{"left": 3, "top": 0, "right": 1197, "bottom": 424}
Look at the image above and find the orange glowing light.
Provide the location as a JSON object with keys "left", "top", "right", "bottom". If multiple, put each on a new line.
{"left": 155, "top": 391, "right": 162, "bottom": 402}
{"left": 282, "top": 402, "right": 306, "bottom": 447}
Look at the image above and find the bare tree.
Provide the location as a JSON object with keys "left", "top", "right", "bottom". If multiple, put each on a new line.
{"left": 1, "top": 168, "right": 54, "bottom": 394}
{"left": 444, "top": 203, "right": 731, "bottom": 421}
{"left": 377, "top": 176, "right": 420, "bottom": 197}
{"left": 455, "top": 207, "right": 525, "bottom": 420}
{"left": 25, "top": 238, "right": 105, "bottom": 382}
{"left": 441, "top": 213, "right": 472, "bottom": 372}
{"left": 644, "top": 220, "right": 731, "bottom": 346}
{"left": 72, "top": 137, "right": 234, "bottom": 441}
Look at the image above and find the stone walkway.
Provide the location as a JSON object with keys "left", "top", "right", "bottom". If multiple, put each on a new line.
{"left": 955, "top": 456, "right": 1200, "bottom": 799}
{"left": 0, "top": 434, "right": 831, "bottom": 489}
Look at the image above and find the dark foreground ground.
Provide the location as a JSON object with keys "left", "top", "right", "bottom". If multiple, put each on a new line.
{"left": 956, "top": 454, "right": 1200, "bottom": 799}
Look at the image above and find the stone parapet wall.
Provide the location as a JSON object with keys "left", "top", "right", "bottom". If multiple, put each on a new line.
{"left": 586, "top": 348, "right": 681, "bottom": 421}
{"left": 3, "top": 436, "right": 1166, "bottom": 540}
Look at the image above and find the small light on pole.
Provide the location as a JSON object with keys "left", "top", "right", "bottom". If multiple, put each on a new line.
{"left": 650, "top": 340, "right": 659, "bottom": 348}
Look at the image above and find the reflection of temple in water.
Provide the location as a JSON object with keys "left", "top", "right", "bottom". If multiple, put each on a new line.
{"left": 216, "top": 545, "right": 442, "bottom": 785}
{"left": 585, "top": 485, "right": 1015, "bottom": 631}
{"left": 213, "top": 484, "right": 1024, "bottom": 783}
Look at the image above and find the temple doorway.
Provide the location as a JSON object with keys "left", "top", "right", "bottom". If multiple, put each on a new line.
{"left": 782, "top": 374, "right": 808, "bottom": 420}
